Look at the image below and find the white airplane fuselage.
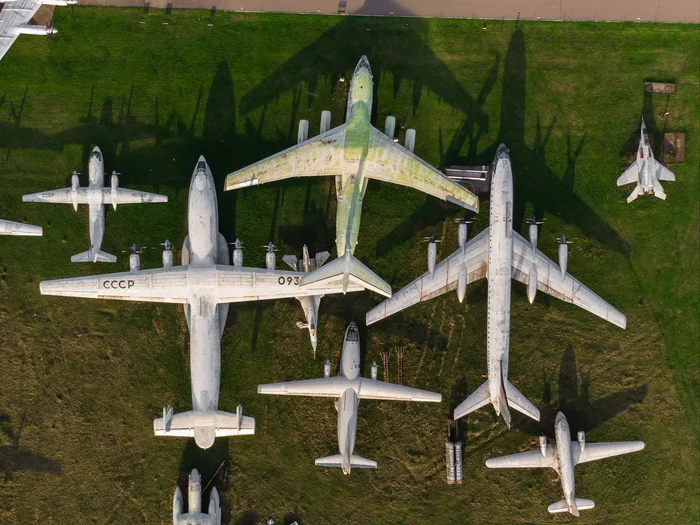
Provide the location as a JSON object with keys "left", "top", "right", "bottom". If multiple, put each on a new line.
{"left": 486, "top": 146, "right": 514, "bottom": 415}
{"left": 636, "top": 120, "right": 656, "bottom": 195}
{"left": 336, "top": 323, "right": 362, "bottom": 474}
{"left": 85, "top": 147, "right": 107, "bottom": 258}
{"left": 183, "top": 157, "right": 229, "bottom": 414}
{"left": 554, "top": 411, "right": 577, "bottom": 510}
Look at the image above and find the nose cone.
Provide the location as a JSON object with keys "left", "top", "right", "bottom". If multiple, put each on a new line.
{"left": 354, "top": 55, "right": 372, "bottom": 76}
{"left": 91, "top": 146, "right": 102, "bottom": 161}
{"left": 555, "top": 411, "right": 567, "bottom": 425}
{"left": 495, "top": 143, "right": 510, "bottom": 161}
{"left": 345, "top": 322, "right": 360, "bottom": 343}
{"left": 194, "top": 156, "right": 210, "bottom": 191}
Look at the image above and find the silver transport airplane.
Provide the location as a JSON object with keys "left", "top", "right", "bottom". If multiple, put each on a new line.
{"left": 486, "top": 411, "right": 644, "bottom": 517}
{"left": 23, "top": 146, "right": 168, "bottom": 262}
{"left": 258, "top": 322, "right": 441, "bottom": 474}
{"left": 367, "top": 144, "right": 626, "bottom": 428}
{"left": 39, "top": 157, "right": 380, "bottom": 449}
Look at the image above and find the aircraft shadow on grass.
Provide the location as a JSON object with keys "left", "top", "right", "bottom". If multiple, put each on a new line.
{"left": 0, "top": 410, "right": 61, "bottom": 478}
{"left": 523, "top": 344, "right": 647, "bottom": 437}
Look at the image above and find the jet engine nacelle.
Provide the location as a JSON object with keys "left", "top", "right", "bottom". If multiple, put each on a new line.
{"left": 427, "top": 240, "right": 437, "bottom": 275}
{"left": 577, "top": 430, "right": 586, "bottom": 452}
{"left": 558, "top": 234, "right": 568, "bottom": 277}
{"left": 130, "top": 252, "right": 140, "bottom": 272}
{"left": 539, "top": 435, "right": 548, "bottom": 456}
{"left": 71, "top": 171, "right": 80, "bottom": 211}
{"left": 370, "top": 361, "right": 378, "bottom": 380}
{"left": 110, "top": 172, "right": 119, "bottom": 210}
{"left": 458, "top": 221, "right": 468, "bottom": 250}
{"left": 324, "top": 360, "right": 331, "bottom": 378}
{"left": 527, "top": 263, "right": 537, "bottom": 304}
{"left": 457, "top": 266, "right": 467, "bottom": 304}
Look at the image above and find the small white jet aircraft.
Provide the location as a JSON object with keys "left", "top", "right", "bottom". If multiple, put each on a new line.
{"left": 486, "top": 411, "right": 644, "bottom": 517}
{"left": 367, "top": 145, "right": 626, "bottom": 428}
{"left": 617, "top": 117, "right": 675, "bottom": 202}
{"left": 282, "top": 244, "right": 330, "bottom": 357}
{"left": 0, "top": 0, "right": 76, "bottom": 62}
{"left": 225, "top": 56, "right": 478, "bottom": 295}
{"left": 173, "top": 469, "right": 220, "bottom": 525}
{"left": 23, "top": 146, "right": 168, "bottom": 262}
{"left": 258, "top": 322, "right": 441, "bottom": 474}
{"left": 0, "top": 218, "right": 42, "bottom": 236}
{"left": 39, "top": 157, "right": 382, "bottom": 449}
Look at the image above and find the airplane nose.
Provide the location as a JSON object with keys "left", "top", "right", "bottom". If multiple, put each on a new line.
{"left": 354, "top": 55, "right": 372, "bottom": 75}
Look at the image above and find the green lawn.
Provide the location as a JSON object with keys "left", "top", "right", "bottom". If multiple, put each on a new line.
{"left": 0, "top": 10, "right": 698, "bottom": 524}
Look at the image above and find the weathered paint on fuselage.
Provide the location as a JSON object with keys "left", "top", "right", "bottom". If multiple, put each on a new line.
{"left": 336, "top": 57, "right": 373, "bottom": 256}
{"left": 554, "top": 412, "right": 576, "bottom": 507}
{"left": 86, "top": 147, "right": 106, "bottom": 256}
{"left": 636, "top": 120, "right": 656, "bottom": 194}
{"left": 336, "top": 322, "right": 362, "bottom": 473}
{"left": 486, "top": 145, "right": 514, "bottom": 411}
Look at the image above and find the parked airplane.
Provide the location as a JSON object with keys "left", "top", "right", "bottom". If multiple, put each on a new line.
{"left": 0, "top": 218, "right": 42, "bottom": 236}
{"left": 173, "top": 469, "right": 221, "bottom": 525}
{"left": 258, "top": 322, "right": 441, "bottom": 474}
{"left": 23, "top": 146, "right": 167, "bottom": 262}
{"left": 39, "top": 157, "right": 378, "bottom": 449}
{"left": 486, "top": 411, "right": 644, "bottom": 516}
{"left": 367, "top": 145, "right": 626, "bottom": 428}
{"left": 282, "top": 245, "right": 330, "bottom": 357}
{"left": 225, "top": 56, "right": 478, "bottom": 294}
{"left": 0, "top": 0, "right": 76, "bottom": 62}
{"left": 617, "top": 117, "right": 675, "bottom": 202}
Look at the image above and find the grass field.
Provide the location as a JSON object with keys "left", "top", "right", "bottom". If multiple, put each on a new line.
{"left": 0, "top": 9, "right": 698, "bottom": 524}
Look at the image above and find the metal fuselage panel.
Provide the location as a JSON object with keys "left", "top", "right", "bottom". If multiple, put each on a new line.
{"left": 486, "top": 151, "right": 513, "bottom": 405}
{"left": 337, "top": 323, "right": 362, "bottom": 469}
{"left": 336, "top": 60, "right": 373, "bottom": 256}
{"left": 555, "top": 412, "right": 576, "bottom": 504}
{"left": 87, "top": 148, "right": 106, "bottom": 253}
{"left": 637, "top": 124, "right": 654, "bottom": 193}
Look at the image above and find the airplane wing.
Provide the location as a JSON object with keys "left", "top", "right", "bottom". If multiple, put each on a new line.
{"left": 616, "top": 161, "right": 638, "bottom": 186}
{"left": 364, "top": 127, "right": 479, "bottom": 212}
{"left": 572, "top": 441, "right": 645, "bottom": 465}
{"left": 39, "top": 267, "right": 190, "bottom": 303}
{"left": 485, "top": 445, "right": 557, "bottom": 469}
{"left": 224, "top": 125, "right": 346, "bottom": 190}
{"left": 366, "top": 228, "right": 489, "bottom": 325}
{"left": 356, "top": 379, "right": 441, "bottom": 402}
{"left": 22, "top": 187, "right": 88, "bottom": 204}
{"left": 0, "top": 0, "right": 39, "bottom": 61}
{"left": 102, "top": 188, "right": 168, "bottom": 204}
{"left": 656, "top": 163, "right": 676, "bottom": 182}
{"left": 511, "top": 232, "right": 627, "bottom": 329}
{"left": 0, "top": 218, "right": 42, "bottom": 236}
{"left": 258, "top": 377, "right": 351, "bottom": 398}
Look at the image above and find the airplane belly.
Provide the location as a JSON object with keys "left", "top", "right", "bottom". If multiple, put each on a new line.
{"left": 337, "top": 388, "right": 359, "bottom": 457}
{"left": 187, "top": 187, "right": 218, "bottom": 266}
{"left": 88, "top": 204, "right": 105, "bottom": 252}
{"left": 188, "top": 307, "right": 221, "bottom": 412}
{"left": 556, "top": 420, "right": 575, "bottom": 498}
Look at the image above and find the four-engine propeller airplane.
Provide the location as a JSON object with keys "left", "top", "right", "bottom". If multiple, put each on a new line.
{"left": 38, "top": 156, "right": 381, "bottom": 449}
{"left": 486, "top": 411, "right": 644, "bottom": 516}
{"left": 367, "top": 145, "right": 626, "bottom": 428}
{"left": 258, "top": 321, "right": 441, "bottom": 474}
{"left": 23, "top": 146, "right": 168, "bottom": 262}
{"left": 225, "top": 56, "right": 478, "bottom": 295}
{"left": 617, "top": 117, "right": 676, "bottom": 202}
{"left": 0, "top": 0, "right": 76, "bottom": 62}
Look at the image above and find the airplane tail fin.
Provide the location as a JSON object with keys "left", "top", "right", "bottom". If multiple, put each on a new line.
{"left": 315, "top": 453, "right": 377, "bottom": 472}
{"left": 300, "top": 252, "right": 391, "bottom": 298}
{"left": 153, "top": 404, "right": 255, "bottom": 450}
{"left": 453, "top": 377, "right": 540, "bottom": 424}
{"left": 652, "top": 178, "right": 667, "bottom": 200}
{"left": 71, "top": 249, "right": 117, "bottom": 263}
{"left": 548, "top": 498, "right": 594, "bottom": 516}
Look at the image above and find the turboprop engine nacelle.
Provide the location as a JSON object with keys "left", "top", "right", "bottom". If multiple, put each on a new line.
{"left": 264, "top": 242, "right": 276, "bottom": 270}
{"left": 15, "top": 24, "right": 53, "bottom": 35}
{"left": 527, "top": 263, "right": 537, "bottom": 304}
{"left": 457, "top": 266, "right": 467, "bottom": 304}
{"left": 162, "top": 240, "right": 173, "bottom": 268}
{"left": 371, "top": 361, "right": 378, "bottom": 380}
{"left": 232, "top": 239, "right": 243, "bottom": 268}
{"left": 458, "top": 221, "right": 468, "bottom": 250}
{"left": 71, "top": 172, "right": 79, "bottom": 211}
{"left": 110, "top": 172, "right": 119, "bottom": 210}
{"left": 324, "top": 360, "right": 331, "bottom": 378}
{"left": 558, "top": 234, "right": 569, "bottom": 277}
{"left": 130, "top": 252, "right": 140, "bottom": 272}
{"left": 577, "top": 430, "right": 586, "bottom": 452}
{"left": 539, "top": 435, "right": 548, "bottom": 456}
{"left": 427, "top": 239, "right": 437, "bottom": 275}
{"left": 527, "top": 215, "right": 542, "bottom": 254}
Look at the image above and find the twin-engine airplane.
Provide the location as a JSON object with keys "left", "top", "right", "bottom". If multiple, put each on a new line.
{"left": 367, "top": 145, "right": 626, "bottom": 428}
{"left": 39, "top": 157, "right": 380, "bottom": 449}
{"left": 173, "top": 469, "right": 221, "bottom": 525}
{"left": 0, "top": 0, "right": 76, "bottom": 62}
{"left": 486, "top": 412, "right": 644, "bottom": 516}
{"left": 225, "top": 56, "right": 479, "bottom": 295}
{"left": 23, "top": 146, "right": 168, "bottom": 262}
{"left": 617, "top": 117, "right": 676, "bottom": 202}
{"left": 258, "top": 322, "right": 441, "bottom": 474}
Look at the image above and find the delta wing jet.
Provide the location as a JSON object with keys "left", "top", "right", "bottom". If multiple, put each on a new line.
{"left": 225, "top": 56, "right": 478, "bottom": 294}
{"left": 173, "top": 469, "right": 221, "bottom": 525}
{"left": 367, "top": 145, "right": 626, "bottom": 428}
{"left": 486, "top": 411, "right": 644, "bottom": 516}
{"left": 617, "top": 117, "right": 675, "bottom": 202}
{"left": 0, "top": 0, "right": 76, "bottom": 62}
{"left": 258, "top": 322, "right": 441, "bottom": 474}
{"left": 23, "top": 146, "right": 167, "bottom": 262}
{"left": 40, "top": 157, "right": 379, "bottom": 449}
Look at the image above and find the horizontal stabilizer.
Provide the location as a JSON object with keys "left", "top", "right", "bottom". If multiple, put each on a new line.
{"left": 315, "top": 453, "right": 377, "bottom": 469}
{"left": 0, "top": 219, "right": 42, "bottom": 236}
{"left": 548, "top": 498, "right": 594, "bottom": 516}
{"left": 453, "top": 380, "right": 491, "bottom": 420}
{"left": 153, "top": 405, "right": 255, "bottom": 450}
{"left": 71, "top": 249, "right": 117, "bottom": 263}
{"left": 300, "top": 252, "right": 391, "bottom": 298}
{"left": 626, "top": 186, "right": 640, "bottom": 203}
{"left": 505, "top": 380, "right": 540, "bottom": 422}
